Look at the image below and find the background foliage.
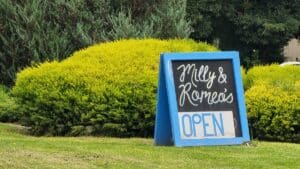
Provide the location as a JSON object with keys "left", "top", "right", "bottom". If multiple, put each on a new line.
{"left": 0, "top": 0, "right": 191, "bottom": 86}
{"left": 1, "top": 0, "right": 299, "bottom": 85}
{"left": 187, "top": 0, "right": 300, "bottom": 68}
{"left": 0, "top": 0, "right": 299, "bottom": 142}
{"left": 12, "top": 39, "right": 217, "bottom": 136}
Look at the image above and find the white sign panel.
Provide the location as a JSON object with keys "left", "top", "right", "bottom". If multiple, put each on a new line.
{"left": 178, "top": 111, "right": 235, "bottom": 139}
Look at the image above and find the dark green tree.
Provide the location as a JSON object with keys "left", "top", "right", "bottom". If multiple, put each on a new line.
{"left": 0, "top": 0, "right": 192, "bottom": 86}
{"left": 187, "top": 0, "right": 300, "bottom": 68}
{"left": 0, "top": 0, "right": 111, "bottom": 86}
{"left": 107, "top": 0, "right": 192, "bottom": 39}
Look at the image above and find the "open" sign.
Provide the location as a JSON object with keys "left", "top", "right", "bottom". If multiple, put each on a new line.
{"left": 154, "top": 52, "right": 250, "bottom": 147}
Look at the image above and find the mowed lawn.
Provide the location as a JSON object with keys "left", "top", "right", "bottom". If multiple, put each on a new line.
{"left": 0, "top": 123, "right": 299, "bottom": 169}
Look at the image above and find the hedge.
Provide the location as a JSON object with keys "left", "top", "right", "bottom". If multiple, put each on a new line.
{"left": 0, "top": 85, "right": 19, "bottom": 122}
{"left": 245, "top": 65, "right": 300, "bottom": 142}
{"left": 12, "top": 39, "right": 217, "bottom": 136}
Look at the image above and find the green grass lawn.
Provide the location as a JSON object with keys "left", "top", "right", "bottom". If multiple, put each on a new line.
{"left": 0, "top": 123, "right": 299, "bottom": 169}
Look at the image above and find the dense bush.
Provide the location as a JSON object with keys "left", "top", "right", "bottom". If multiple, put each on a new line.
{"left": 12, "top": 39, "right": 217, "bottom": 136}
{"left": 0, "top": 0, "right": 191, "bottom": 86}
{"left": 245, "top": 65, "right": 300, "bottom": 142}
{"left": 244, "top": 65, "right": 300, "bottom": 91}
{"left": 0, "top": 85, "right": 19, "bottom": 122}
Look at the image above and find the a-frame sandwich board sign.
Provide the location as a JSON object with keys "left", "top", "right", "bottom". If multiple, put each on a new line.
{"left": 154, "top": 51, "right": 250, "bottom": 147}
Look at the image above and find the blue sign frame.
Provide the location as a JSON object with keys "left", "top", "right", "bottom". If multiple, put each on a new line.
{"left": 154, "top": 51, "right": 250, "bottom": 147}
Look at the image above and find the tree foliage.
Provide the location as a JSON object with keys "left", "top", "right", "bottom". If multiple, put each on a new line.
{"left": 0, "top": 0, "right": 110, "bottom": 86}
{"left": 2, "top": 0, "right": 297, "bottom": 85}
{"left": 187, "top": 0, "right": 300, "bottom": 68}
{"left": 0, "top": 0, "right": 191, "bottom": 86}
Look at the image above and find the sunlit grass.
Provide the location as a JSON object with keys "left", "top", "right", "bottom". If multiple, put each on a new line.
{"left": 0, "top": 123, "right": 299, "bottom": 169}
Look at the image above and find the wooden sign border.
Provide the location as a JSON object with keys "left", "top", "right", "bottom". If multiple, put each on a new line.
{"left": 154, "top": 51, "right": 250, "bottom": 147}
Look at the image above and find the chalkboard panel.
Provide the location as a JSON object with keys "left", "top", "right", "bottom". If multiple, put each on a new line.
{"left": 172, "top": 60, "right": 241, "bottom": 137}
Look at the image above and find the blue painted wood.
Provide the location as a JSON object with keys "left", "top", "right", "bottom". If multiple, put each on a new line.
{"left": 154, "top": 55, "right": 173, "bottom": 145}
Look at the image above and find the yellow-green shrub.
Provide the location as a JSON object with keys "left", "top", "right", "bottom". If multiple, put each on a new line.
{"left": 241, "top": 67, "right": 247, "bottom": 86}
{"left": 245, "top": 65, "right": 300, "bottom": 142}
{"left": 12, "top": 39, "right": 217, "bottom": 136}
{"left": 244, "top": 64, "right": 300, "bottom": 91}
{"left": 0, "top": 85, "right": 19, "bottom": 122}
